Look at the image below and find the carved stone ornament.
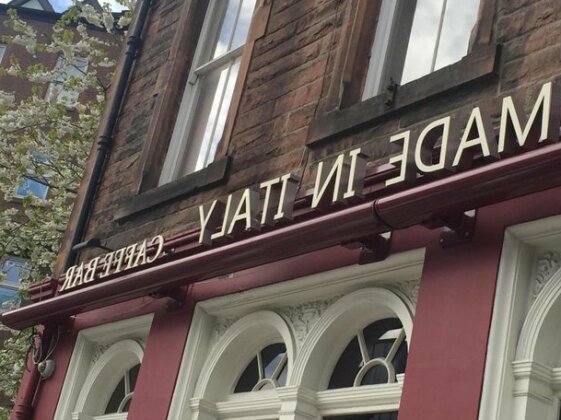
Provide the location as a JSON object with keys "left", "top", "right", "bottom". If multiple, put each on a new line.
{"left": 90, "top": 344, "right": 110, "bottom": 367}
{"left": 391, "top": 280, "right": 420, "bottom": 308}
{"left": 279, "top": 296, "right": 341, "bottom": 346}
{"left": 532, "top": 251, "right": 561, "bottom": 303}
{"left": 212, "top": 317, "right": 239, "bottom": 345}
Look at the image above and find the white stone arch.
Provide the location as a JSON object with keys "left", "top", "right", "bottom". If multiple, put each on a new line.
{"left": 516, "top": 267, "right": 561, "bottom": 366}
{"left": 290, "top": 287, "right": 413, "bottom": 390}
{"left": 193, "top": 310, "right": 296, "bottom": 402}
{"left": 73, "top": 339, "right": 144, "bottom": 417}
{"left": 508, "top": 266, "right": 561, "bottom": 420}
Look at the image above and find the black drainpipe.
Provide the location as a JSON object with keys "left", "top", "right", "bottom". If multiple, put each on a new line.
{"left": 63, "top": 0, "right": 152, "bottom": 270}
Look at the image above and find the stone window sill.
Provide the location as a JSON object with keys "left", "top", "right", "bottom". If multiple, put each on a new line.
{"left": 115, "top": 156, "right": 231, "bottom": 221}
{"left": 307, "top": 44, "right": 501, "bottom": 147}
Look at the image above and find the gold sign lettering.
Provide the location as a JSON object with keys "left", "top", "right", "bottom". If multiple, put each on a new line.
{"left": 386, "top": 81, "right": 561, "bottom": 186}
{"left": 59, "top": 235, "right": 166, "bottom": 293}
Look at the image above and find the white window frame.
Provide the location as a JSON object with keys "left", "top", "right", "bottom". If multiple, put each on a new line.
{"left": 479, "top": 215, "right": 561, "bottom": 420}
{"left": 167, "top": 249, "right": 423, "bottom": 420}
{"left": 54, "top": 314, "right": 153, "bottom": 420}
{"left": 159, "top": 0, "right": 255, "bottom": 185}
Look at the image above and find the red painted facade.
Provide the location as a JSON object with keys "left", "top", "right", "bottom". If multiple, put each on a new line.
{"left": 5, "top": 1, "right": 561, "bottom": 419}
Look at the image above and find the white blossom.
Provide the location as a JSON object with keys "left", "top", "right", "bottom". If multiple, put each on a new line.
{"left": 0, "top": 4, "right": 135, "bottom": 418}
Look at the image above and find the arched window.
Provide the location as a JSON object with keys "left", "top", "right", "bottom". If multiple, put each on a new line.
{"left": 54, "top": 315, "right": 153, "bottom": 420}
{"left": 480, "top": 218, "right": 561, "bottom": 420}
{"left": 71, "top": 339, "right": 144, "bottom": 419}
{"left": 188, "top": 311, "right": 296, "bottom": 420}
{"left": 168, "top": 252, "right": 423, "bottom": 420}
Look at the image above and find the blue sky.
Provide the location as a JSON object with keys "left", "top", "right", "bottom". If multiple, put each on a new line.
{"left": 0, "top": 0, "right": 127, "bottom": 12}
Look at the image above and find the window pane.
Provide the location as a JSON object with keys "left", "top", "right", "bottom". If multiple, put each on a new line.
{"left": 0, "top": 287, "right": 19, "bottom": 310}
{"left": 329, "top": 336, "right": 362, "bottom": 389}
{"left": 179, "top": 63, "right": 229, "bottom": 175}
{"left": 231, "top": 0, "right": 257, "bottom": 50}
{"left": 16, "top": 177, "right": 49, "bottom": 199}
{"left": 0, "top": 44, "right": 6, "bottom": 65}
{"left": 1, "top": 257, "right": 30, "bottom": 286}
{"left": 105, "top": 376, "right": 126, "bottom": 414}
{"left": 434, "top": 0, "right": 480, "bottom": 71}
{"left": 401, "top": 0, "right": 445, "bottom": 85}
{"left": 212, "top": 0, "right": 241, "bottom": 59}
{"left": 50, "top": 56, "right": 88, "bottom": 104}
{"left": 262, "top": 343, "right": 286, "bottom": 379}
{"left": 179, "top": 58, "right": 241, "bottom": 175}
{"left": 129, "top": 363, "right": 141, "bottom": 391}
{"left": 329, "top": 319, "right": 406, "bottom": 389}
{"left": 198, "top": 58, "right": 241, "bottom": 170}
{"left": 234, "top": 356, "right": 259, "bottom": 393}
{"left": 276, "top": 359, "right": 288, "bottom": 387}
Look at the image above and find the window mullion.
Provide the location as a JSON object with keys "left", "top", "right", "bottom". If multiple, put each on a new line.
{"left": 124, "top": 370, "right": 131, "bottom": 395}
{"left": 357, "top": 330, "right": 370, "bottom": 365}
{"left": 256, "top": 352, "right": 265, "bottom": 381}
{"left": 386, "top": 329, "right": 406, "bottom": 363}
{"left": 430, "top": 0, "right": 448, "bottom": 73}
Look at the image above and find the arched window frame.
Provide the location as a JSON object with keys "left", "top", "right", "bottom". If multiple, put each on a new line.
{"left": 292, "top": 288, "right": 413, "bottom": 419}
{"left": 480, "top": 215, "right": 561, "bottom": 420}
{"left": 168, "top": 249, "right": 423, "bottom": 420}
{"left": 73, "top": 339, "right": 144, "bottom": 420}
{"left": 54, "top": 314, "right": 153, "bottom": 420}
{"left": 190, "top": 310, "right": 296, "bottom": 420}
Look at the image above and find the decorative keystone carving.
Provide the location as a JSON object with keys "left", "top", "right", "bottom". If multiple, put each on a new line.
{"left": 279, "top": 297, "right": 341, "bottom": 346}
{"left": 392, "top": 280, "right": 420, "bottom": 308}
{"left": 532, "top": 251, "right": 561, "bottom": 303}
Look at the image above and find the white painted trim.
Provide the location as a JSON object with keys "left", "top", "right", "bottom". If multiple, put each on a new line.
{"left": 316, "top": 383, "right": 401, "bottom": 416}
{"left": 199, "top": 248, "right": 424, "bottom": 318}
{"left": 169, "top": 249, "right": 423, "bottom": 419}
{"left": 291, "top": 287, "right": 413, "bottom": 390}
{"left": 74, "top": 339, "right": 144, "bottom": 416}
{"left": 167, "top": 306, "right": 214, "bottom": 420}
{"left": 479, "top": 215, "right": 561, "bottom": 420}
{"left": 516, "top": 266, "right": 561, "bottom": 363}
{"left": 193, "top": 310, "right": 295, "bottom": 401}
{"left": 54, "top": 315, "right": 153, "bottom": 420}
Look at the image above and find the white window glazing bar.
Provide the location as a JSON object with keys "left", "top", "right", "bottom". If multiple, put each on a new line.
{"left": 194, "top": 44, "right": 244, "bottom": 76}
{"left": 357, "top": 330, "right": 370, "bottom": 365}
{"left": 430, "top": 0, "right": 448, "bottom": 73}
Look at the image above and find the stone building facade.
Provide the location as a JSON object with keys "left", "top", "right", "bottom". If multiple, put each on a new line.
{"left": 4, "top": 1, "right": 561, "bottom": 420}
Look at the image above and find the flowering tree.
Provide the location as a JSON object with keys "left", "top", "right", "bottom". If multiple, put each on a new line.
{"left": 0, "top": 2, "right": 133, "bottom": 417}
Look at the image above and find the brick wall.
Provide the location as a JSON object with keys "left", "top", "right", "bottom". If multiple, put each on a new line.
{"left": 77, "top": 0, "right": 561, "bottom": 260}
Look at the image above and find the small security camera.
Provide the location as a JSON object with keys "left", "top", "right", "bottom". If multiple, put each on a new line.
{"left": 37, "top": 360, "right": 56, "bottom": 380}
